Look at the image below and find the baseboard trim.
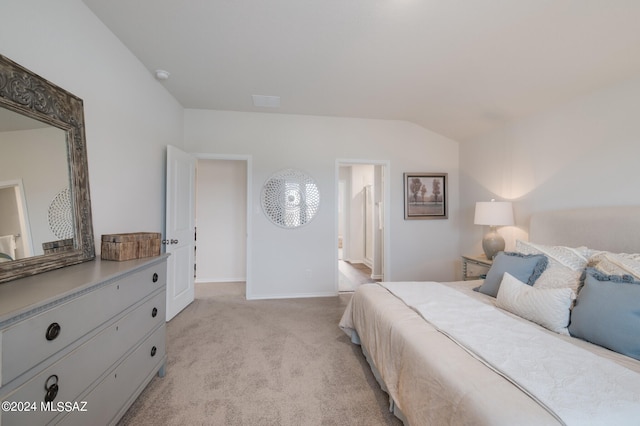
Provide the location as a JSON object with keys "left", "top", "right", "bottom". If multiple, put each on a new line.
{"left": 246, "top": 291, "right": 337, "bottom": 300}
{"left": 195, "top": 277, "right": 245, "bottom": 284}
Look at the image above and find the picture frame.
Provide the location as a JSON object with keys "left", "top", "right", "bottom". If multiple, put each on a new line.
{"left": 404, "top": 173, "right": 448, "bottom": 220}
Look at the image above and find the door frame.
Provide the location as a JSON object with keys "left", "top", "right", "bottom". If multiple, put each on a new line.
{"left": 0, "top": 179, "right": 34, "bottom": 258}
{"left": 335, "top": 159, "right": 390, "bottom": 292}
{"left": 193, "top": 153, "right": 253, "bottom": 299}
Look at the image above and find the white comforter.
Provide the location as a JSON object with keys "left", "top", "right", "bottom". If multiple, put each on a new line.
{"left": 340, "top": 281, "right": 640, "bottom": 426}
{"left": 381, "top": 281, "right": 640, "bottom": 425}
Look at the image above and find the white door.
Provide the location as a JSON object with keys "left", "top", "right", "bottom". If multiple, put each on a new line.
{"left": 165, "top": 145, "right": 196, "bottom": 321}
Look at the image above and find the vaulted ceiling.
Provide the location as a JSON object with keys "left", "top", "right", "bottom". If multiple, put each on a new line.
{"left": 82, "top": 0, "right": 640, "bottom": 141}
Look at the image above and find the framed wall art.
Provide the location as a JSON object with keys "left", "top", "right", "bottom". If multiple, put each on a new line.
{"left": 404, "top": 173, "right": 448, "bottom": 220}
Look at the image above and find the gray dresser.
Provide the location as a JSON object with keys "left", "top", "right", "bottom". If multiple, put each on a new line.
{"left": 0, "top": 256, "right": 168, "bottom": 425}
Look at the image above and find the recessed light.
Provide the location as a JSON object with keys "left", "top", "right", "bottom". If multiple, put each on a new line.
{"left": 252, "top": 94, "right": 280, "bottom": 108}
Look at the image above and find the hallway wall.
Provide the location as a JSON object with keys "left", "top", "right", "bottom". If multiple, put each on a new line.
{"left": 195, "top": 159, "right": 247, "bottom": 282}
{"left": 185, "top": 110, "right": 460, "bottom": 299}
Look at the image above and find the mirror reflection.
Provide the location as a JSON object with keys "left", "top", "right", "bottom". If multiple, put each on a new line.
{"left": 0, "top": 107, "right": 71, "bottom": 263}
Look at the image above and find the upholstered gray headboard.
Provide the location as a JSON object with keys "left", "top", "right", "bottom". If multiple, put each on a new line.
{"left": 529, "top": 206, "right": 640, "bottom": 253}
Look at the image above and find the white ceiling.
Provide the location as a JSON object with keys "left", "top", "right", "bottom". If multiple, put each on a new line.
{"left": 82, "top": 0, "right": 640, "bottom": 142}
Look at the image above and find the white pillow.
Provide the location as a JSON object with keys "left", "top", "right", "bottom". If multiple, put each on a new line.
{"left": 515, "top": 240, "right": 589, "bottom": 292}
{"left": 496, "top": 272, "right": 575, "bottom": 335}
{"left": 588, "top": 251, "right": 640, "bottom": 279}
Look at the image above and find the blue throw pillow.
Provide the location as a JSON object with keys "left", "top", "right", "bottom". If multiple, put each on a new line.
{"left": 476, "top": 252, "right": 548, "bottom": 297}
{"left": 569, "top": 268, "right": 640, "bottom": 361}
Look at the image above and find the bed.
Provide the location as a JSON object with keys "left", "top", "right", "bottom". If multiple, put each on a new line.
{"left": 339, "top": 206, "right": 640, "bottom": 426}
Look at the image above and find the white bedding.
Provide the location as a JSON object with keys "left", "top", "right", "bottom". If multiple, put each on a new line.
{"left": 381, "top": 281, "right": 640, "bottom": 425}
{"left": 340, "top": 280, "right": 640, "bottom": 426}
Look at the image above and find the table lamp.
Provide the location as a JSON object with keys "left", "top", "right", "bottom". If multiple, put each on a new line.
{"left": 474, "top": 199, "right": 514, "bottom": 260}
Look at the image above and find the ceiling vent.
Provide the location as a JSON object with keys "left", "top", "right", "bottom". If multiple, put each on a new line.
{"left": 252, "top": 94, "right": 281, "bottom": 108}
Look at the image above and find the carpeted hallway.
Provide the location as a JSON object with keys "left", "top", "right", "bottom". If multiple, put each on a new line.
{"left": 117, "top": 283, "right": 402, "bottom": 425}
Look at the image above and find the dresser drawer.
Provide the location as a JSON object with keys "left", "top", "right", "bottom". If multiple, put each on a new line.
{"left": 0, "top": 291, "right": 165, "bottom": 426}
{"left": 1, "top": 264, "right": 165, "bottom": 386}
{"left": 58, "top": 325, "right": 166, "bottom": 426}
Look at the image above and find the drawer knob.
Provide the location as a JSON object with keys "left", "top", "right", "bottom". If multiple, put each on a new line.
{"left": 151, "top": 346, "right": 157, "bottom": 357}
{"left": 46, "top": 322, "right": 61, "bottom": 341}
{"left": 44, "top": 375, "right": 59, "bottom": 402}
{"left": 152, "top": 307, "right": 158, "bottom": 318}
{"left": 152, "top": 273, "right": 159, "bottom": 283}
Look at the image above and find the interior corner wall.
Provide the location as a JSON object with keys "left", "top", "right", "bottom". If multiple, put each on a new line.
{"left": 1, "top": 0, "right": 185, "bottom": 252}
{"left": 459, "top": 73, "right": 640, "bottom": 258}
{"left": 185, "top": 110, "right": 460, "bottom": 299}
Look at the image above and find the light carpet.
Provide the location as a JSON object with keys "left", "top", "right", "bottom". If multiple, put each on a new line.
{"left": 117, "top": 283, "right": 402, "bottom": 425}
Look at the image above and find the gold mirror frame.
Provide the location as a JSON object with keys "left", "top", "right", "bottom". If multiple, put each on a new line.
{"left": 0, "top": 54, "right": 95, "bottom": 283}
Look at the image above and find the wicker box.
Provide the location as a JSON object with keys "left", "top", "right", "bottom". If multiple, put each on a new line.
{"left": 42, "top": 238, "right": 75, "bottom": 254}
{"left": 101, "top": 232, "right": 161, "bottom": 261}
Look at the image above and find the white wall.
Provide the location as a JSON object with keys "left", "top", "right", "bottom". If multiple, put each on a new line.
{"left": 460, "top": 73, "right": 640, "bottom": 258}
{"left": 195, "top": 159, "right": 247, "bottom": 282}
{"left": 185, "top": 109, "right": 460, "bottom": 299}
{"left": 1, "top": 0, "right": 184, "bottom": 251}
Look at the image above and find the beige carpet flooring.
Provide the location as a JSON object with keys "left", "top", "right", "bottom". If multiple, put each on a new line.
{"left": 117, "top": 283, "right": 402, "bottom": 426}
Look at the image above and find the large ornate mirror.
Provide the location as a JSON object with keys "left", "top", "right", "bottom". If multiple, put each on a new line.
{"left": 0, "top": 54, "right": 95, "bottom": 283}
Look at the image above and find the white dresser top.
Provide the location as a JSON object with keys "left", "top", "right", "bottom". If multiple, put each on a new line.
{"left": 0, "top": 255, "right": 168, "bottom": 327}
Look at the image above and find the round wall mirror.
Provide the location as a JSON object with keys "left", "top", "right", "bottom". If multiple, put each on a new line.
{"left": 261, "top": 168, "right": 320, "bottom": 229}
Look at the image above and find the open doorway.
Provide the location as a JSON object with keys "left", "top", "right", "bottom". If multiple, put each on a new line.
{"left": 336, "top": 160, "right": 388, "bottom": 292}
{"left": 194, "top": 155, "right": 251, "bottom": 298}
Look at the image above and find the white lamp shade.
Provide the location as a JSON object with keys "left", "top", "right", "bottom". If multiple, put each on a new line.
{"left": 474, "top": 201, "right": 514, "bottom": 226}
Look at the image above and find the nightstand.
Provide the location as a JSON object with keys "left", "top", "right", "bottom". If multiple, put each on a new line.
{"left": 461, "top": 254, "right": 493, "bottom": 280}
